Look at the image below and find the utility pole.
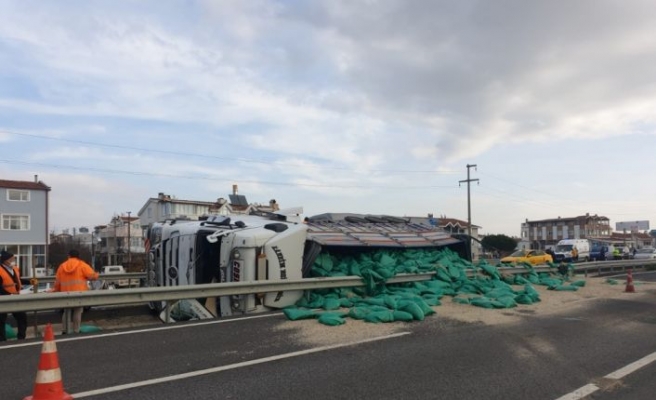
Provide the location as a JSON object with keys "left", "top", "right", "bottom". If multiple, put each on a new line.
{"left": 126, "top": 211, "right": 132, "bottom": 267}
{"left": 459, "top": 164, "right": 479, "bottom": 260}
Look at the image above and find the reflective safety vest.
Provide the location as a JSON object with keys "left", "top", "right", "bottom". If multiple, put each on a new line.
{"left": 0, "top": 265, "right": 21, "bottom": 295}
{"left": 54, "top": 258, "right": 99, "bottom": 292}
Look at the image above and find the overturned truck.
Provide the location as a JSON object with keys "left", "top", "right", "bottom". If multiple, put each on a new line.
{"left": 144, "top": 210, "right": 470, "bottom": 317}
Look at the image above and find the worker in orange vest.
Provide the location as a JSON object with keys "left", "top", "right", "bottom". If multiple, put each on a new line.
{"left": 0, "top": 250, "right": 27, "bottom": 341}
{"left": 54, "top": 249, "right": 99, "bottom": 334}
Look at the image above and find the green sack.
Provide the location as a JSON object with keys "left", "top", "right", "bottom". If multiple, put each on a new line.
{"left": 570, "top": 280, "right": 586, "bottom": 287}
{"left": 407, "top": 297, "right": 436, "bottom": 316}
{"left": 549, "top": 285, "right": 579, "bottom": 292}
{"left": 339, "top": 298, "right": 354, "bottom": 308}
{"left": 392, "top": 310, "right": 415, "bottom": 322}
{"left": 421, "top": 294, "right": 442, "bottom": 306}
{"left": 318, "top": 313, "right": 346, "bottom": 326}
{"left": 426, "top": 279, "right": 452, "bottom": 289}
{"left": 524, "top": 284, "right": 541, "bottom": 302}
{"left": 284, "top": 308, "right": 318, "bottom": 321}
{"left": 491, "top": 295, "right": 517, "bottom": 309}
{"left": 480, "top": 263, "right": 501, "bottom": 279}
{"left": 383, "top": 295, "right": 398, "bottom": 309}
{"left": 4, "top": 323, "right": 16, "bottom": 340}
{"left": 399, "top": 302, "right": 425, "bottom": 321}
{"left": 470, "top": 297, "right": 494, "bottom": 309}
{"left": 316, "top": 253, "right": 334, "bottom": 272}
{"left": 364, "top": 310, "right": 395, "bottom": 324}
{"left": 436, "top": 267, "right": 452, "bottom": 282}
{"left": 514, "top": 294, "right": 534, "bottom": 305}
{"left": 79, "top": 324, "right": 102, "bottom": 333}
{"left": 348, "top": 307, "right": 371, "bottom": 320}
{"left": 322, "top": 297, "right": 342, "bottom": 311}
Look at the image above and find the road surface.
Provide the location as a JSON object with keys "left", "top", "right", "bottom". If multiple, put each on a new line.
{"left": 3, "top": 280, "right": 656, "bottom": 399}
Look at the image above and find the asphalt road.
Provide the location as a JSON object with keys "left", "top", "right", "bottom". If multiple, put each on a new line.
{"left": 3, "top": 283, "right": 656, "bottom": 400}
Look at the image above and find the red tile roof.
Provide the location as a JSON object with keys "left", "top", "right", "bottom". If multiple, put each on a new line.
{"left": 0, "top": 179, "right": 51, "bottom": 191}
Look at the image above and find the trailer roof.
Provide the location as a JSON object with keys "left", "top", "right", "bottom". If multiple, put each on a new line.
{"left": 306, "top": 215, "right": 461, "bottom": 248}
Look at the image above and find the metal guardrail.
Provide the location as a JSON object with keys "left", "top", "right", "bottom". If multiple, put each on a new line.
{"left": 2, "top": 259, "right": 654, "bottom": 314}
{"left": 570, "top": 259, "right": 656, "bottom": 276}
{"left": 4, "top": 268, "right": 543, "bottom": 314}
{"left": 32, "top": 273, "right": 146, "bottom": 284}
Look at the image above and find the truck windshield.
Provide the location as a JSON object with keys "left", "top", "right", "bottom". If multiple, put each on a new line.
{"left": 555, "top": 245, "right": 572, "bottom": 252}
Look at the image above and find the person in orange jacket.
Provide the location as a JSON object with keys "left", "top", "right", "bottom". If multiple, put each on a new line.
{"left": 54, "top": 249, "right": 99, "bottom": 334}
{"left": 0, "top": 250, "right": 27, "bottom": 341}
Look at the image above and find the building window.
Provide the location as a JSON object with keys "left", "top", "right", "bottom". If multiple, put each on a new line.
{"left": 1, "top": 214, "right": 30, "bottom": 230}
{"left": 7, "top": 189, "right": 30, "bottom": 202}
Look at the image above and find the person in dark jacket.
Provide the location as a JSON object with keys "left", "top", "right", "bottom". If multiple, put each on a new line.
{"left": 0, "top": 250, "right": 27, "bottom": 341}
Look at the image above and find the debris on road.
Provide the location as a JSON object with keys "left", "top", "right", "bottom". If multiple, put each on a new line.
{"left": 285, "top": 249, "right": 585, "bottom": 326}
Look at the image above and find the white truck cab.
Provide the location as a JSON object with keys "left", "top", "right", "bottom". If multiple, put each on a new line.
{"left": 102, "top": 265, "right": 133, "bottom": 288}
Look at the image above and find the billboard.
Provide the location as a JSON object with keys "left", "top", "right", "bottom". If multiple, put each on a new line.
{"left": 616, "top": 220, "right": 650, "bottom": 232}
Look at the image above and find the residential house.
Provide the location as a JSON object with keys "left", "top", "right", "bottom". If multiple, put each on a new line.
{"left": 137, "top": 186, "right": 283, "bottom": 230}
{"left": 521, "top": 213, "right": 611, "bottom": 249}
{"left": 137, "top": 192, "right": 218, "bottom": 230}
{"left": 408, "top": 214, "right": 482, "bottom": 259}
{"left": 96, "top": 214, "right": 145, "bottom": 269}
{"left": 0, "top": 177, "right": 51, "bottom": 276}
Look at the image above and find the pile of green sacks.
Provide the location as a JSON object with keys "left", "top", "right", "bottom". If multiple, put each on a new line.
{"left": 284, "top": 248, "right": 586, "bottom": 326}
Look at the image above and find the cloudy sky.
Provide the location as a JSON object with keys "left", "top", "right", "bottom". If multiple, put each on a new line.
{"left": 1, "top": 0, "right": 656, "bottom": 236}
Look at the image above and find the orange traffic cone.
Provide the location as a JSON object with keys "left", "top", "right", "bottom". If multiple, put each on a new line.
{"left": 23, "top": 324, "right": 73, "bottom": 400}
{"left": 625, "top": 269, "right": 636, "bottom": 293}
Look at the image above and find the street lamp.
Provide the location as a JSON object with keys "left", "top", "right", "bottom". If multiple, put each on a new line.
{"left": 126, "top": 211, "right": 132, "bottom": 266}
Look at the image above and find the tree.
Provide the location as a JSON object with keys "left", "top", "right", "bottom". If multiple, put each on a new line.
{"left": 48, "top": 235, "right": 93, "bottom": 271}
{"left": 481, "top": 234, "right": 517, "bottom": 254}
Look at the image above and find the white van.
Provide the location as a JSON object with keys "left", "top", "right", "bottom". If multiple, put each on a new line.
{"left": 554, "top": 239, "right": 591, "bottom": 262}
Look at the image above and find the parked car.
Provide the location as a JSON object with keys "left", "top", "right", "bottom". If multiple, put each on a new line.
{"left": 590, "top": 245, "right": 606, "bottom": 261}
{"left": 633, "top": 248, "right": 656, "bottom": 260}
{"left": 501, "top": 249, "right": 553, "bottom": 265}
{"left": 19, "top": 282, "right": 53, "bottom": 294}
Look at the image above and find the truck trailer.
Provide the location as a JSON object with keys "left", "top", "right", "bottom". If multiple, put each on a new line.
{"left": 144, "top": 209, "right": 469, "bottom": 318}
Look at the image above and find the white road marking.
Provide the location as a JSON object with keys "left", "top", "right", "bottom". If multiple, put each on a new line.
{"left": 0, "top": 313, "right": 284, "bottom": 350}
{"left": 554, "top": 384, "right": 600, "bottom": 400}
{"left": 72, "top": 331, "right": 412, "bottom": 398}
{"left": 604, "top": 351, "right": 656, "bottom": 380}
{"left": 555, "top": 350, "right": 656, "bottom": 399}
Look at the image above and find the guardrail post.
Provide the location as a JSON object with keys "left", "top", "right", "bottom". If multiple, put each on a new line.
{"left": 63, "top": 309, "right": 72, "bottom": 334}
{"left": 165, "top": 301, "right": 171, "bottom": 324}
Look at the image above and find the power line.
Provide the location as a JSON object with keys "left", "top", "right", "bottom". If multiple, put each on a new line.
{"left": 0, "top": 158, "right": 460, "bottom": 190}
{"left": 1, "top": 130, "right": 459, "bottom": 175}
{"left": 476, "top": 184, "right": 581, "bottom": 212}
{"left": 478, "top": 171, "right": 566, "bottom": 200}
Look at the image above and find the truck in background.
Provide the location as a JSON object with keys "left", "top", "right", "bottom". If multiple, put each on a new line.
{"left": 554, "top": 239, "right": 591, "bottom": 262}
{"left": 102, "top": 265, "right": 139, "bottom": 288}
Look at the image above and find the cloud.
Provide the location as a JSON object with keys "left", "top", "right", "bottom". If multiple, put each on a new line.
{"left": 3, "top": 1, "right": 656, "bottom": 235}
